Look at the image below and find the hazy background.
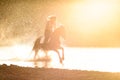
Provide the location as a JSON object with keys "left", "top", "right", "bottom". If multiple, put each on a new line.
{"left": 0, "top": 0, "right": 120, "bottom": 47}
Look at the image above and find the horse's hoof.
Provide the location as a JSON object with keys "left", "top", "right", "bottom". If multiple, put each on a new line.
{"left": 62, "top": 57, "right": 64, "bottom": 60}
{"left": 60, "top": 60, "right": 63, "bottom": 64}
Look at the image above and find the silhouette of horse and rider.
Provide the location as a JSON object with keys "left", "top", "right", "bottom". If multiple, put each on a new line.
{"left": 32, "top": 15, "right": 65, "bottom": 64}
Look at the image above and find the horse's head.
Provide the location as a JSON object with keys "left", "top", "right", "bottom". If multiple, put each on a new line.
{"left": 57, "top": 25, "right": 65, "bottom": 39}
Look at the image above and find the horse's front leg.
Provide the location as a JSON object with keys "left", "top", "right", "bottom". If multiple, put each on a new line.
{"left": 60, "top": 47, "right": 64, "bottom": 60}
{"left": 54, "top": 49, "right": 63, "bottom": 64}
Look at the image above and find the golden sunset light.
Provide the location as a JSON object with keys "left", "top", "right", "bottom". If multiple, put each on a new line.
{"left": 0, "top": 0, "right": 120, "bottom": 47}
{"left": 1, "top": 1, "right": 120, "bottom": 79}
{"left": 63, "top": 0, "right": 120, "bottom": 47}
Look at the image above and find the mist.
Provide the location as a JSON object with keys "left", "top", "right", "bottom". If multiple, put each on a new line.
{"left": 0, "top": 0, "right": 120, "bottom": 47}
{"left": 0, "top": 0, "right": 63, "bottom": 45}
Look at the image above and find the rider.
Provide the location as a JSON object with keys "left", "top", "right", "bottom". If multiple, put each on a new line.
{"left": 44, "top": 15, "right": 56, "bottom": 44}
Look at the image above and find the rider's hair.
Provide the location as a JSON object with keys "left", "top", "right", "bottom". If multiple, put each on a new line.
{"left": 47, "top": 15, "right": 56, "bottom": 21}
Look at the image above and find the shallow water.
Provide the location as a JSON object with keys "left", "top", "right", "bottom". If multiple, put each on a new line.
{"left": 0, "top": 44, "right": 120, "bottom": 72}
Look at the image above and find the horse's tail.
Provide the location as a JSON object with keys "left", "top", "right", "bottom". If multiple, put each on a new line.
{"left": 32, "top": 36, "right": 42, "bottom": 51}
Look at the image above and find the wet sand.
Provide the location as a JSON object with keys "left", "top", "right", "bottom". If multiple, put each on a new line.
{"left": 1, "top": 64, "right": 120, "bottom": 80}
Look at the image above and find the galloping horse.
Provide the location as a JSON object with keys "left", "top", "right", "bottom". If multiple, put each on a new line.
{"left": 32, "top": 25, "right": 65, "bottom": 64}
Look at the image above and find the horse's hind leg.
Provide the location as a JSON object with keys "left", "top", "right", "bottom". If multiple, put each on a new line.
{"left": 34, "top": 49, "right": 38, "bottom": 61}
{"left": 54, "top": 49, "right": 62, "bottom": 64}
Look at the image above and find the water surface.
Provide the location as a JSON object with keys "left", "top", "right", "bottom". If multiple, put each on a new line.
{"left": 0, "top": 44, "right": 120, "bottom": 72}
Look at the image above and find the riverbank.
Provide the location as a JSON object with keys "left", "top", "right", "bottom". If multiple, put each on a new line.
{"left": 1, "top": 64, "right": 120, "bottom": 80}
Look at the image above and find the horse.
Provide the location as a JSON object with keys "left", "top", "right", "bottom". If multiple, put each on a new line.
{"left": 32, "top": 25, "right": 65, "bottom": 64}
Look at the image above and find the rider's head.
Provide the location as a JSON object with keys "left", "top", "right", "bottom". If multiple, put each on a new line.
{"left": 59, "top": 24, "right": 64, "bottom": 28}
{"left": 47, "top": 15, "right": 56, "bottom": 22}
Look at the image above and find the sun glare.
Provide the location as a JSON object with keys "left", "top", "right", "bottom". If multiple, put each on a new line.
{"left": 69, "top": 0, "right": 117, "bottom": 32}
{"left": 1, "top": 0, "right": 120, "bottom": 73}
